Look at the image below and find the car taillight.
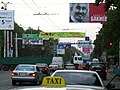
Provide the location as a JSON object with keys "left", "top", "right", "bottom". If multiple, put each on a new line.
{"left": 11, "top": 72, "right": 18, "bottom": 76}
{"left": 44, "top": 67, "right": 48, "bottom": 70}
{"left": 29, "top": 73, "right": 36, "bottom": 77}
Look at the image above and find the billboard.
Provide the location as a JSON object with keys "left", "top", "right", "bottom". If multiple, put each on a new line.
{"left": 82, "top": 45, "right": 93, "bottom": 54}
{"left": 78, "top": 40, "right": 92, "bottom": 48}
{"left": 40, "top": 32, "right": 86, "bottom": 38}
{"left": 22, "top": 34, "right": 43, "bottom": 45}
{"left": 0, "top": 10, "right": 14, "bottom": 30}
{"left": 58, "top": 43, "right": 71, "bottom": 49}
{"left": 69, "top": 3, "right": 107, "bottom": 23}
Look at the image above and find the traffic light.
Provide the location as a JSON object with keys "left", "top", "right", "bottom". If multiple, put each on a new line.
{"left": 109, "top": 42, "right": 112, "bottom": 46}
{"left": 108, "top": 42, "right": 113, "bottom": 47}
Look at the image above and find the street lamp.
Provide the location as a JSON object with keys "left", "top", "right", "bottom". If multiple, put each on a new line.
{"left": 1, "top": 2, "right": 11, "bottom": 10}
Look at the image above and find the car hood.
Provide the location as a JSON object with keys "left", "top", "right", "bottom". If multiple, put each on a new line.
{"left": 10, "top": 85, "right": 106, "bottom": 90}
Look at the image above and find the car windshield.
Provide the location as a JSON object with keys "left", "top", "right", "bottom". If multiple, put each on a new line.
{"left": 53, "top": 72, "right": 102, "bottom": 86}
{"left": 15, "top": 66, "right": 35, "bottom": 71}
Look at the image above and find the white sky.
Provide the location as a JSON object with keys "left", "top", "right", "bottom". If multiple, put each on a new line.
{"left": 0, "top": 0, "right": 102, "bottom": 42}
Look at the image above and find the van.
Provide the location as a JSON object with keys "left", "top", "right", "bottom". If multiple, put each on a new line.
{"left": 73, "top": 56, "right": 83, "bottom": 65}
{"left": 52, "top": 57, "right": 64, "bottom": 69}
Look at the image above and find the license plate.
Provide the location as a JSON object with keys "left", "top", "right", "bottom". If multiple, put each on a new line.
{"left": 19, "top": 73, "right": 27, "bottom": 76}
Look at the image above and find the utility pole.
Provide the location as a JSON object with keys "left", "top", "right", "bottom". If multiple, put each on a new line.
{"left": 1, "top": 2, "right": 12, "bottom": 57}
{"left": 15, "top": 33, "right": 22, "bottom": 57}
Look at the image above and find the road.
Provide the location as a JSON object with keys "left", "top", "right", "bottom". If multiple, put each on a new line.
{"left": 0, "top": 71, "right": 15, "bottom": 90}
{"left": 0, "top": 71, "right": 120, "bottom": 90}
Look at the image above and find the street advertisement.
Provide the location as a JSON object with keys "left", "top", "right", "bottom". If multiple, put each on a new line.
{"left": 22, "top": 34, "right": 43, "bottom": 45}
{"left": 69, "top": 3, "right": 107, "bottom": 23}
{"left": 40, "top": 32, "right": 86, "bottom": 38}
{"left": 0, "top": 10, "right": 14, "bottom": 30}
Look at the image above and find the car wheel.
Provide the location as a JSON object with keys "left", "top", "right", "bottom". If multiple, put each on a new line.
{"left": 12, "top": 80, "right": 16, "bottom": 86}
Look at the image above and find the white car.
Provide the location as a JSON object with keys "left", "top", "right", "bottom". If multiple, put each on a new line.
{"left": 49, "top": 63, "right": 60, "bottom": 72}
{"left": 51, "top": 70, "right": 106, "bottom": 90}
{"left": 11, "top": 70, "right": 107, "bottom": 90}
{"left": 11, "top": 64, "right": 43, "bottom": 85}
{"left": 92, "top": 58, "right": 99, "bottom": 62}
{"left": 10, "top": 68, "right": 120, "bottom": 90}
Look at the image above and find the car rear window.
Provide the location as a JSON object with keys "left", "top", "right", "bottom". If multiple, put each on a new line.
{"left": 15, "top": 66, "right": 35, "bottom": 71}
{"left": 36, "top": 63, "right": 48, "bottom": 67}
{"left": 54, "top": 72, "right": 102, "bottom": 86}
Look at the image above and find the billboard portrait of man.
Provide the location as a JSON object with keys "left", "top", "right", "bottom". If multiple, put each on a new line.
{"left": 69, "top": 3, "right": 89, "bottom": 23}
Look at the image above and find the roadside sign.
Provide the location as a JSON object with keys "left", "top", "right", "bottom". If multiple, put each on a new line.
{"left": 22, "top": 34, "right": 43, "bottom": 45}
{"left": 57, "top": 49, "right": 65, "bottom": 54}
{"left": 58, "top": 43, "right": 71, "bottom": 49}
{"left": 40, "top": 32, "right": 86, "bottom": 38}
{"left": 0, "top": 10, "right": 14, "bottom": 30}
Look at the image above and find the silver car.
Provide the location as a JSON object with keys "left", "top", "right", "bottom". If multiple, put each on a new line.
{"left": 11, "top": 64, "right": 43, "bottom": 85}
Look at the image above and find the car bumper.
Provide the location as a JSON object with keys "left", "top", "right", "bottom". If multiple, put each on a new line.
{"left": 11, "top": 77, "right": 37, "bottom": 81}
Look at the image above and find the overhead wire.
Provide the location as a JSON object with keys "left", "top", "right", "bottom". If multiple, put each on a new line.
{"left": 22, "top": 0, "right": 37, "bottom": 13}
{"left": 22, "top": 0, "right": 59, "bottom": 31}
{"left": 31, "top": 0, "right": 62, "bottom": 30}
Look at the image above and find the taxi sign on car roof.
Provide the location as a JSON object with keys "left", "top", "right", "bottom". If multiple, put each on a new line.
{"left": 41, "top": 76, "right": 66, "bottom": 87}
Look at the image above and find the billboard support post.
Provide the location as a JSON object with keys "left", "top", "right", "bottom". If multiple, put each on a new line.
{"left": 1, "top": 2, "right": 13, "bottom": 57}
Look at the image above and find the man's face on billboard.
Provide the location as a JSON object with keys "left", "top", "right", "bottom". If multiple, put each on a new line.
{"left": 72, "top": 3, "right": 88, "bottom": 22}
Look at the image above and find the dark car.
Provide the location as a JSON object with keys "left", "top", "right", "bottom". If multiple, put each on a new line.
{"left": 88, "top": 62, "right": 107, "bottom": 80}
{"left": 36, "top": 63, "right": 50, "bottom": 76}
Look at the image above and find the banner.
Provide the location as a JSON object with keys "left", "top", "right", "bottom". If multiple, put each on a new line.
{"left": 40, "top": 32, "right": 86, "bottom": 38}
{"left": 58, "top": 43, "right": 71, "bottom": 49}
{"left": 0, "top": 10, "right": 14, "bottom": 30}
{"left": 69, "top": 3, "right": 107, "bottom": 23}
{"left": 22, "top": 34, "right": 43, "bottom": 45}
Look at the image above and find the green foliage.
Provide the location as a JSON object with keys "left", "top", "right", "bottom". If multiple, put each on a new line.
{"left": 93, "top": 0, "right": 120, "bottom": 60}
{"left": 62, "top": 47, "right": 84, "bottom": 63}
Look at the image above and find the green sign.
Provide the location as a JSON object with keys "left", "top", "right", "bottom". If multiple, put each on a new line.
{"left": 22, "top": 34, "right": 43, "bottom": 45}
{"left": 40, "top": 32, "right": 86, "bottom": 38}
{"left": 22, "top": 34, "right": 40, "bottom": 39}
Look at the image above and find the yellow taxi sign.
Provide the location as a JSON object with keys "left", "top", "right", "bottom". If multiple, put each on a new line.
{"left": 41, "top": 76, "right": 66, "bottom": 87}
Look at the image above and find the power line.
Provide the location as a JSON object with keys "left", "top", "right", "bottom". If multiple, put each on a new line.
{"left": 22, "top": 0, "right": 59, "bottom": 30}
{"left": 32, "top": 0, "right": 42, "bottom": 11}
{"left": 22, "top": 0, "right": 37, "bottom": 13}
{"left": 31, "top": 0, "right": 61, "bottom": 30}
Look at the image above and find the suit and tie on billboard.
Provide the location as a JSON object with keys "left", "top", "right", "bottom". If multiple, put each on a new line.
{"left": 69, "top": 3, "right": 107, "bottom": 23}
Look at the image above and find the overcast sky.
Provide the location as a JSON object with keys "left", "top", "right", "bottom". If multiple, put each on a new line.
{"left": 0, "top": 0, "right": 102, "bottom": 42}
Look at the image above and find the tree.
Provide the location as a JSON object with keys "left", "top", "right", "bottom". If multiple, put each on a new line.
{"left": 93, "top": 0, "right": 120, "bottom": 62}
{"left": 62, "top": 47, "right": 84, "bottom": 63}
